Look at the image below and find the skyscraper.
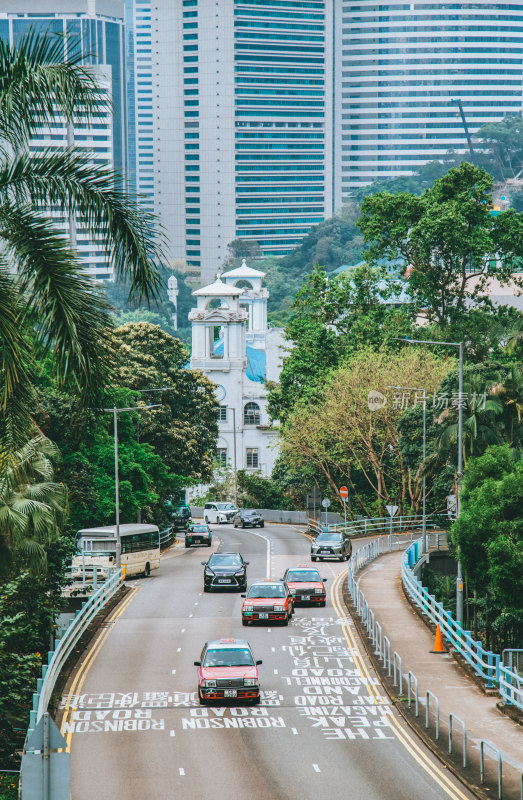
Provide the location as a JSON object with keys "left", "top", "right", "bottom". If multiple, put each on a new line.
{"left": 337, "top": 0, "right": 523, "bottom": 198}
{"left": 134, "top": 0, "right": 333, "bottom": 282}
{"left": 0, "top": 0, "right": 127, "bottom": 279}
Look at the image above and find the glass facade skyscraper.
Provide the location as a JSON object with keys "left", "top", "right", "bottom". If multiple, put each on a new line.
{"left": 338, "top": 0, "right": 523, "bottom": 197}
{"left": 0, "top": 1, "right": 127, "bottom": 279}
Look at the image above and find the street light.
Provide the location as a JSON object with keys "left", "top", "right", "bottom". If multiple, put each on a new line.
{"left": 104, "top": 403, "right": 162, "bottom": 569}
{"left": 388, "top": 384, "right": 427, "bottom": 554}
{"left": 392, "top": 337, "right": 464, "bottom": 625}
{"left": 229, "top": 407, "right": 238, "bottom": 507}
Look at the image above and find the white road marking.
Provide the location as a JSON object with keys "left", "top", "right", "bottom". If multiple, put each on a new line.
{"left": 177, "top": 647, "right": 181, "bottom": 652}
{"left": 291, "top": 728, "right": 298, "bottom": 735}
{"left": 189, "top": 613, "right": 193, "bottom": 618}
{"left": 179, "top": 768, "right": 185, "bottom": 776}
{"left": 268, "top": 628, "right": 272, "bottom": 633}
{"left": 243, "top": 527, "right": 272, "bottom": 577}
{"left": 172, "top": 669, "right": 176, "bottom": 675}
{"left": 181, "top": 629, "right": 186, "bottom": 633}
{"left": 194, "top": 602, "right": 198, "bottom": 606}
{"left": 312, "top": 764, "right": 321, "bottom": 773}
{"left": 170, "top": 730, "right": 175, "bottom": 737}
{"left": 274, "top": 669, "right": 278, "bottom": 674}
{"left": 271, "top": 647, "right": 275, "bottom": 652}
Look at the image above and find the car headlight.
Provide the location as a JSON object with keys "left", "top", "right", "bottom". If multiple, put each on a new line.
{"left": 312, "top": 544, "right": 319, "bottom": 551}
{"left": 243, "top": 605, "right": 254, "bottom": 612}
{"left": 274, "top": 605, "right": 285, "bottom": 612}
{"left": 244, "top": 678, "right": 258, "bottom": 687}
{"left": 234, "top": 570, "right": 245, "bottom": 576}
{"left": 315, "top": 588, "right": 323, "bottom": 594}
{"left": 203, "top": 679, "right": 216, "bottom": 687}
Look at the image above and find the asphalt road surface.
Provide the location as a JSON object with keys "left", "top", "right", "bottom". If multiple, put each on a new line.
{"left": 60, "top": 523, "right": 475, "bottom": 800}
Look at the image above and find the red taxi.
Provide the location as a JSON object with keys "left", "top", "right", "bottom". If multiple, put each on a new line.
{"left": 241, "top": 579, "right": 293, "bottom": 626}
{"left": 194, "top": 638, "right": 262, "bottom": 704}
{"left": 282, "top": 566, "right": 327, "bottom": 606}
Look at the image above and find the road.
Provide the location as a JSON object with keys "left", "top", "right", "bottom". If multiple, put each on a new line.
{"left": 60, "top": 523, "right": 475, "bottom": 800}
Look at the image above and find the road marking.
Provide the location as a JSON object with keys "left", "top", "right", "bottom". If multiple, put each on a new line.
{"left": 177, "top": 647, "right": 181, "bottom": 652}
{"left": 61, "top": 586, "right": 139, "bottom": 752}
{"left": 179, "top": 768, "right": 185, "bottom": 776}
{"left": 267, "top": 628, "right": 271, "bottom": 633}
{"left": 170, "top": 730, "right": 175, "bottom": 737}
{"left": 271, "top": 647, "right": 275, "bottom": 652}
{"left": 330, "top": 572, "right": 470, "bottom": 800}
{"left": 291, "top": 728, "right": 298, "bottom": 735}
{"left": 312, "top": 764, "right": 320, "bottom": 773}
{"left": 189, "top": 613, "right": 193, "bottom": 618}
{"left": 243, "top": 527, "right": 272, "bottom": 577}
{"left": 274, "top": 669, "right": 278, "bottom": 675}
{"left": 194, "top": 602, "right": 198, "bottom": 606}
{"left": 172, "top": 669, "right": 176, "bottom": 675}
{"left": 181, "top": 629, "right": 186, "bottom": 633}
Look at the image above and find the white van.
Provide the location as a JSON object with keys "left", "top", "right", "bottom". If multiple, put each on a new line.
{"left": 203, "top": 502, "right": 238, "bottom": 524}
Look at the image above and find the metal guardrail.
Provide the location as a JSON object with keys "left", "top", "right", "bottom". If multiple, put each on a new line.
{"left": 30, "top": 568, "right": 123, "bottom": 731}
{"left": 309, "top": 512, "right": 452, "bottom": 536}
{"left": 401, "top": 540, "right": 523, "bottom": 703}
{"left": 159, "top": 526, "right": 175, "bottom": 548}
{"left": 348, "top": 535, "right": 523, "bottom": 799}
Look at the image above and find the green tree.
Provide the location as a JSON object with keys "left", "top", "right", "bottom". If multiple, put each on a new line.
{"left": 110, "top": 322, "right": 219, "bottom": 483}
{"left": 474, "top": 113, "right": 523, "bottom": 181}
{"left": 0, "top": 31, "right": 162, "bottom": 453}
{"left": 450, "top": 445, "right": 523, "bottom": 650}
{"left": 358, "top": 162, "right": 523, "bottom": 327}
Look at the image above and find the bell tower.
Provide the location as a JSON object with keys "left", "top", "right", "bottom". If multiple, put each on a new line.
{"left": 189, "top": 274, "right": 248, "bottom": 372}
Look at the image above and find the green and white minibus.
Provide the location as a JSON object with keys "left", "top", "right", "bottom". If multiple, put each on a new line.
{"left": 72, "top": 523, "right": 161, "bottom": 579}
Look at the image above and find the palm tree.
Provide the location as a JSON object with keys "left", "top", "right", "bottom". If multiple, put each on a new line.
{"left": 0, "top": 434, "right": 66, "bottom": 572}
{"left": 0, "top": 31, "right": 164, "bottom": 456}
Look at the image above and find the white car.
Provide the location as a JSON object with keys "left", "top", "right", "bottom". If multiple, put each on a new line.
{"left": 203, "top": 502, "right": 239, "bottom": 524}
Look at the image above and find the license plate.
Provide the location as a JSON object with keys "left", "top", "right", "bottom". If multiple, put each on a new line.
{"left": 258, "top": 612, "right": 269, "bottom": 619}
{"left": 302, "top": 595, "right": 310, "bottom": 601}
{"left": 320, "top": 550, "right": 330, "bottom": 554}
{"left": 224, "top": 689, "right": 237, "bottom": 698}
{"left": 218, "top": 579, "right": 230, "bottom": 584}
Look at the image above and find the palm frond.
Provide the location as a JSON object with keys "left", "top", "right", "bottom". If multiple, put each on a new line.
{"left": 0, "top": 147, "right": 163, "bottom": 302}
{"left": 2, "top": 204, "right": 113, "bottom": 395}
{"left": 0, "top": 30, "right": 101, "bottom": 150}
{"left": 14, "top": 537, "right": 47, "bottom": 573}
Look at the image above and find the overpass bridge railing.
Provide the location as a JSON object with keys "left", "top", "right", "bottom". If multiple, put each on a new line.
{"left": 309, "top": 512, "right": 452, "bottom": 537}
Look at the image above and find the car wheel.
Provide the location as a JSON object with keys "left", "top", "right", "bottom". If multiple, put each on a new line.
{"left": 242, "top": 618, "right": 249, "bottom": 626}
{"left": 185, "top": 542, "right": 190, "bottom": 548}
{"left": 281, "top": 615, "right": 289, "bottom": 626}
{"left": 311, "top": 556, "right": 317, "bottom": 562}
{"left": 251, "top": 696, "right": 261, "bottom": 705}
{"left": 198, "top": 690, "right": 209, "bottom": 706}
{"left": 144, "top": 562, "right": 151, "bottom": 577}
{"left": 203, "top": 585, "right": 209, "bottom": 593}
{"left": 207, "top": 542, "right": 212, "bottom": 547}
{"left": 242, "top": 521, "right": 245, "bottom": 528}
{"left": 320, "top": 600, "right": 326, "bottom": 607}
{"left": 234, "top": 522, "right": 238, "bottom": 528}
{"left": 260, "top": 522, "right": 264, "bottom": 528}
{"left": 339, "top": 555, "right": 344, "bottom": 562}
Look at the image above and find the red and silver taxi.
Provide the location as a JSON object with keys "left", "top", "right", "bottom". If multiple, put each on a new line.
{"left": 282, "top": 566, "right": 327, "bottom": 606}
{"left": 241, "top": 579, "right": 293, "bottom": 625}
{"left": 194, "top": 638, "right": 262, "bottom": 704}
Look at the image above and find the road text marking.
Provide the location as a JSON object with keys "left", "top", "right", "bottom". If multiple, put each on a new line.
{"left": 312, "top": 764, "right": 320, "bottom": 773}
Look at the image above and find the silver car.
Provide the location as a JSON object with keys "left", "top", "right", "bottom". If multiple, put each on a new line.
{"left": 311, "top": 532, "right": 352, "bottom": 562}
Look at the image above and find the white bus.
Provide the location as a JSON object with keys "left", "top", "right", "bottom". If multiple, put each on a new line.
{"left": 72, "top": 523, "right": 161, "bottom": 579}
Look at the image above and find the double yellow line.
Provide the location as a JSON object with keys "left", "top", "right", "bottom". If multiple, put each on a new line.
{"left": 330, "top": 571, "right": 470, "bottom": 800}
{"left": 60, "top": 586, "right": 139, "bottom": 752}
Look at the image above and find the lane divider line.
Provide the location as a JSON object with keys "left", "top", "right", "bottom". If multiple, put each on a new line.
{"left": 60, "top": 585, "right": 139, "bottom": 752}
{"left": 331, "top": 573, "right": 470, "bottom": 800}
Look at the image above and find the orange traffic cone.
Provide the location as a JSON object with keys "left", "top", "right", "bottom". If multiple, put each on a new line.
{"left": 430, "top": 623, "right": 446, "bottom": 653}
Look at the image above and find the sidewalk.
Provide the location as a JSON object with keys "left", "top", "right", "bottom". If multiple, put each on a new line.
{"left": 347, "top": 550, "right": 523, "bottom": 796}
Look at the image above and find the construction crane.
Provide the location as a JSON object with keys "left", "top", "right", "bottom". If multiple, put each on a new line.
{"left": 450, "top": 98, "right": 476, "bottom": 165}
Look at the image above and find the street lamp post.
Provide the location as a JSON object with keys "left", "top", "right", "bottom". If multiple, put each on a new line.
{"left": 393, "top": 337, "right": 464, "bottom": 625}
{"left": 230, "top": 407, "right": 238, "bottom": 507}
{"left": 104, "top": 403, "right": 162, "bottom": 570}
{"left": 388, "top": 384, "right": 427, "bottom": 554}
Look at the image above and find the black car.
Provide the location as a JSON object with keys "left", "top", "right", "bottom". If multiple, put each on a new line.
{"left": 233, "top": 509, "right": 264, "bottom": 528}
{"left": 202, "top": 552, "right": 249, "bottom": 592}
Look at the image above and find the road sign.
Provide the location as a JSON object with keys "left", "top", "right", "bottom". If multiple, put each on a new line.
{"left": 386, "top": 504, "right": 399, "bottom": 517}
{"left": 321, "top": 498, "right": 331, "bottom": 508}
{"left": 339, "top": 486, "right": 349, "bottom": 501}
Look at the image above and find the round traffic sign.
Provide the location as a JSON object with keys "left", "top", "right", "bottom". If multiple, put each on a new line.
{"left": 321, "top": 498, "right": 331, "bottom": 508}
{"left": 339, "top": 486, "right": 349, "bottom": 501}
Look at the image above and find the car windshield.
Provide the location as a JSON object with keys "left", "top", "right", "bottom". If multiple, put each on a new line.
{"left": 216, "top": 503, "right": 235, "bottom": 510}
{"left": 286, "top": 570, "right": 321, "bottom": 583}
{"left": 248, "top": 584, "right": 285, "bottom": 598}
{"left": 242, "top": 510, "right": 257, "bottom": 516}
{"left": 203, "top": 648, "right": 254, "bottom": 667}
{"left": 190, "top": 525, "right": 209, "bottom": 533}
{"left": 209, "top": 554, "right": 242, "bottom": 566}
{"left": 317, "top": 533, "right": 342, "bottom": 543}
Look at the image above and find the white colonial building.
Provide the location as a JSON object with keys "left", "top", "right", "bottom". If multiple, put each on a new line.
{"left": 189, "top": 261, "right": 284, "bottom": 478}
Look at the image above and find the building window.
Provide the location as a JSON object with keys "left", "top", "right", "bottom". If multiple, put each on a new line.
{"left": 246, "top": 448, "right": 259, "bottom": 469}
{"left": 217, "top": 405, "right": 227, "bottom": 421}
{"left": 216, "top": 448, "right": 227, "bottom": 468}
{"left": 244, "top": 402, "right": 260, "bottom": 426}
